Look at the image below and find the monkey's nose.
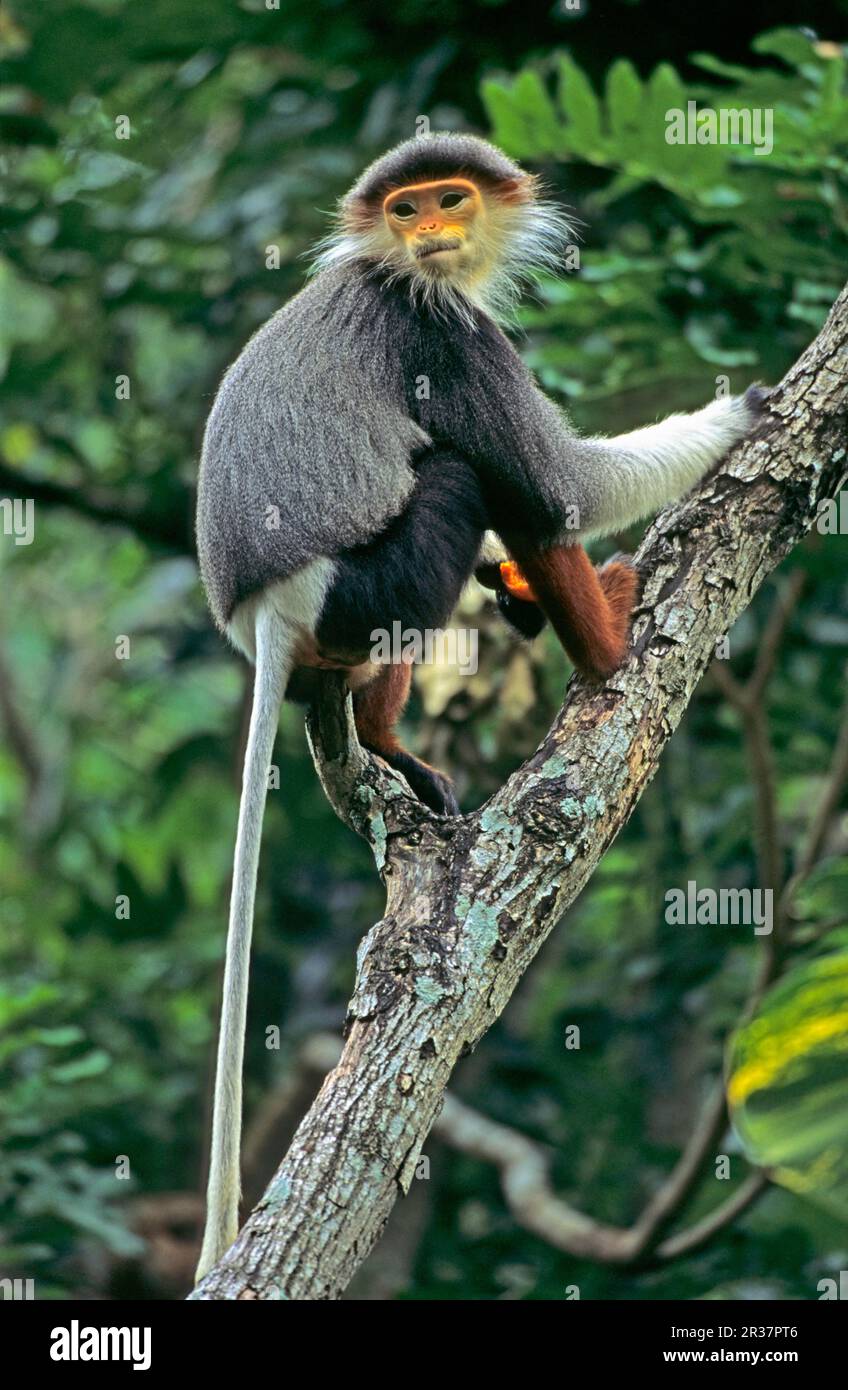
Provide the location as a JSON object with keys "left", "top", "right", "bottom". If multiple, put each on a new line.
{"left": 417, "top": 220, "right": 441, "bottom": 234}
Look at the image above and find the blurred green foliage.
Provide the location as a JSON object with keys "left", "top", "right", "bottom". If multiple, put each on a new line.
{"left": 729, "top": 948, "right": 848, "bottom": 1221}
{"left": 0, "top": 0, "right": 847, "bottom": 1300}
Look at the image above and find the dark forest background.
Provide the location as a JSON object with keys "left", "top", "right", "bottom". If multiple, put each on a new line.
{"left": 1, "top": 0, "right": 847, "bottom": 1300}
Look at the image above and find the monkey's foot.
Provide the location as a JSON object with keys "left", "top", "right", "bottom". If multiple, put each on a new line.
{"left": 473, "top": 560, "right": 503, "bottom": 591}
{"left": 366, "top": 745, "right": 459, "bottom": 816}
{"left": 744, "top": 382, "right": 771, "bottom": 417}
{"left": 475, "top": 558, "right": 547, "bottom": 641}
{"left": 577, "top": 554, "right": 641, "bottom": 680}
{"left": 598, "top": 553, "right": 641, "bottom": 621}
{"left": 499, "top": 559, "right": 538, "bottom": 603}
{"left": 496, "top": 587, "right": 548, "bottom": 639}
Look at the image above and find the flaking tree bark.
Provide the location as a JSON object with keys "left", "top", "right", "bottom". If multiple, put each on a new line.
{"left": 191, "top": 283, "right": 848, "bottom": 1301}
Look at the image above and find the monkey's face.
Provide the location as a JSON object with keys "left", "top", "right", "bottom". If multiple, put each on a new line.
{"left": 318, "top": 155, "right": 570, "bottom": 322}
{"left": 382, "top": 178, "right": 489, "bottom": 280}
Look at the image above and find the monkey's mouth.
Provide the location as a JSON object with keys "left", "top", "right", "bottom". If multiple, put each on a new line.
{"left": 414, "top": 240, "right": 462, "bottom": 260}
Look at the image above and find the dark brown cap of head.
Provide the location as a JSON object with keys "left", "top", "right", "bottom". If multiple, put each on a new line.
{"left": 345, "top": 133, "right": 532, "bottom": 208}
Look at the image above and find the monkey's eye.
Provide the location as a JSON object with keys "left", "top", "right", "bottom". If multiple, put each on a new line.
{"left": 392, "top": 201, "right": 417, "bottom": 220}
{"left": 439, "top": 191, "right": 466, "bottom": 210}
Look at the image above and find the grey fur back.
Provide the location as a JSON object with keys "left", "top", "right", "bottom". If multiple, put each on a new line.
{"left": 196, "top": 266, "right": 429, "bottom": 630}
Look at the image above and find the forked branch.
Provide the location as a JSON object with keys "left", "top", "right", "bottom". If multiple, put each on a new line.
{"left": 191, "top": 283, "right": 848, "bottom": 1300}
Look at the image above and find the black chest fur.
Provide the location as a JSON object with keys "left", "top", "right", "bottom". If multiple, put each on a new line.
{"left": 367, "top": 271, "right": 557, "bottom": 536}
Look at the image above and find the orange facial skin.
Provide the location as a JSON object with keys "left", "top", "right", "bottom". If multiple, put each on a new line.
{"left": 382, "top": 178, "right": 484, "bottom": 257}
{"left": 499, "top": 559, "right": 538, "bottom": 603}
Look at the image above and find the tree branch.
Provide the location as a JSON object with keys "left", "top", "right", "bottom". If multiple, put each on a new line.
{"left": 0, "top": 460, "right": 192, "bottom": 552}
{"left": 236, "top": 1030, "right": 769, "bottom": 1270}
{"left": 433, "top": 1088, "right": 770, "bottom": 1266}
{"left": 191, "top": 283, "right": 848, "bottom": 1300}
{"left": 654, "top": 1173, "right": 769, "bottom": 1263}
{"left": 711, "top": 571, "right": 807, "bottom": 986}
{"left": 784, "top": 683, "right": 848, "bottom": 906}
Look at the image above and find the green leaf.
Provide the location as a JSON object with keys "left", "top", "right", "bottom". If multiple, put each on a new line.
{"left": 65, "top": 150, "right": 149, "bottom": 193}
{"left": 645, "top": 63, "right": 690, "bottom": 177}
{"left": 690, "top": 53, "right": 759, "bottom": 82}
{"left": 0, "top": 258, "right": 58, "bottom": 379}
{"left": 605, "top": 59, "right": 643, "bottom": 159}
{"left": 753, "top": 27, "right": 820, "bottom": 70}
{"left": 481, "top": 71, "right": 564, "bottom": 159}
{"left": 728, "top": 952, "right": 848, "bottom": 1219}
{"left": 508, "top": 69, "right": 562, "bottom": 155}
{"left": 684, "top": 316, "right": 757, "bottom": 365}
{"left": 0, "top": 984, "right": 61, "bottom": 1030}
{"left": 480, "top": 79, "right": 542, "bottom": 160}
{"left": 52, "top": 1051, "right": 112, "bottom": 1083}
{"left": 794, "top": 859, "right": 848, "bottom": 926}
{"left": 35, "top": 1027, "right": 85, "bottom": 1048}
{"left": 556, "top": 54, "right": 602, "bottom": 154}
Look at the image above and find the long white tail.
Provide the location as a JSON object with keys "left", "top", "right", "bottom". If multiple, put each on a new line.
{"left": 195, "top": 606, "right": 292, "bottom": 1283}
